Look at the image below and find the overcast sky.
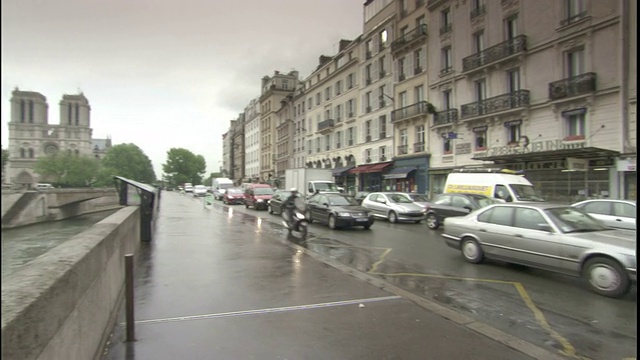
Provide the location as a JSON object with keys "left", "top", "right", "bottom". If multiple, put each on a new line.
{"left": 1, "top": 0, "right": 364, "bottom": 178}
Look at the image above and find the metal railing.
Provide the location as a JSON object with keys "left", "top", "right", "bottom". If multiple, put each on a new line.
{"left": 433, "top": 109, "right": 458, "bottom": 126}
{"left": 462, "top": 35, "right": 527, "bottom": 72}
{"left": 460, "top": 90, "right": 530, "bottom": 119}
{"left": 391, "top": 101, "right": 430, "bottom": 122}
{"left": 548, "top": 72, "right": 596, "bottom": 100}
{"left": 414, "top": 142, "right": 425, "bottom": 152}
{"left": 397, "top": 145, "right": 408, "bottom": 155}
{"left": 317, "top": 119, "right": 335, "bottom": 132}
{"left": 391, "top": 24, "right": 428, "bottom": 52}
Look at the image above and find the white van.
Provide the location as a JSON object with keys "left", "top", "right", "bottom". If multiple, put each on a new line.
{"left": 212, "top": 178, "right": 234, "bottom": 200}
{"left": 443, "top": 169, "right": 545, "bottom": 203}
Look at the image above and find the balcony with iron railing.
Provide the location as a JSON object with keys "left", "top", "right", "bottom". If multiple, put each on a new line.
{"left": 460, "top": 90, "right": 530, "bottom": 120}
{"left": 414, "top": 142, "right": 425, "bottom": 152}
{"left": 428, "top": 0, "right": 447, "bottom": 10}
{"left": 549, "top": 72, "right": 596, "bottom": 100}
{"left": 391, "top": 101, "right": 432, "bottom": 123}
{"left": 397, "top": 145, "right": 409, "bottom": 155}
{"left": 391, "top": 24, "right": 428, "bottom": 53}
{"left": 432, "top": 109, "right": 458, "bottom": 127}
{"left": 462, "top": 35, "right": 527, "bottom": 73}
{"left": 317, "top": 119, "right": 335, "bottom": 134}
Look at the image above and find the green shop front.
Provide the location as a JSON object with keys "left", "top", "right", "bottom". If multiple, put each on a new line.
{"left": 383, "top": 155, "right": 430, "bottom": 193}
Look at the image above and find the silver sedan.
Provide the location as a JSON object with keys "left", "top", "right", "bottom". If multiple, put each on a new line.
{"left": 572, "top": 199, "right": 636, "bottom": 231}
{"left": 361, "top": 192, "right": 427, "bottom": 223}
{"left": 442, "top": 203, "right": 636, "bottom": 298}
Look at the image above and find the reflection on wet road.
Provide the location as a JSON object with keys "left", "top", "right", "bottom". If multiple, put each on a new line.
{"left": 1, "top": 210, "right": 118, "bottom": 279}
{"left": 201, "top": 196, "right": 637, "bottom": 360}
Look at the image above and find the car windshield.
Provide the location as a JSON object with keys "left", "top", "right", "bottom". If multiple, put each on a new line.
{"left": 254, "top": 188, "right": 274, "bottom": 195}
{"left": 220, "top": 183, "right": 234, "bottom": 189}
{"left": 314, "top": 182, "right": 340, "bottom": 191}
{"left": 277, "top": 191, "right": 292, "bottom": 199}
{"left": 509, "top": 184, "right": 545, "bottom": 202}
{"left": 328, "top": 196, "right": 358, "bottom": 206}
{"left": 227, "top": 188, "right": 243, "bottom": 194}
{"left": 388, "top": 194, "right": 414, "bottom": 203}
{"left": 409, "top": 194, "right": 429, "bottom": 202}
{"left": 545, "top": 207, "right": 610, "bottom": 233}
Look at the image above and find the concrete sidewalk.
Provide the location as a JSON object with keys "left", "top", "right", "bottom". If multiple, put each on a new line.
{"left": 102, "top": 192, "right": 562, "bottom": 360}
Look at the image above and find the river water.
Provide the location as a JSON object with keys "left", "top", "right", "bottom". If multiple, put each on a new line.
{"left": 1, "top": 210, "right": 118, "bottom": 280}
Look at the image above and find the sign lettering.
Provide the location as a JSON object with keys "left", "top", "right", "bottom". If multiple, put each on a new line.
{"left": 475, "top": 139, "right": 585, "bottom": 158}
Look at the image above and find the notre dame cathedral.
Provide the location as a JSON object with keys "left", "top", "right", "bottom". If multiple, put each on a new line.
{"left": 6, "top": 88, "right": 112, "bottom": 188}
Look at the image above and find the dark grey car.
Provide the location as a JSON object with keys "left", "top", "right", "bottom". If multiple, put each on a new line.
{"left": 426, "top": 193, "right": 499, "bottom": 230}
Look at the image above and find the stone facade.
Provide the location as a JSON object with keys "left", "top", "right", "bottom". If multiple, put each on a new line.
{"left": 7, "top": 89, "right": 111, "bottom": 188}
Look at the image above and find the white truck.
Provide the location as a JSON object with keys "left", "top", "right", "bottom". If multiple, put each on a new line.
{"left": 285, "top": 168, "right": 341, "bottom": 197}
{"left": 212, "top": 178, "right": 235, "bottom": 200}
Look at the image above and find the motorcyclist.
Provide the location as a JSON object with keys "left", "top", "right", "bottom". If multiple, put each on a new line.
{"left": 283, "top": 188, "right": 301, "bottom": 223}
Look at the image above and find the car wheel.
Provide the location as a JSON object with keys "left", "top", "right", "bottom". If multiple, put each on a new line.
{"left": 306, "top": 210, "right": 313, "bottom": 224}
{"left": 461, "top": 237, "right": 484, "bottom": 264}
{"left": 245, "top": 203, "right": 249, "bottom": 209}
{"left": 388, "top": 211, "right": 398, "bottom": 223}
{"left": 328, "top": 215, "right": 337, "bottom": 230}
{"left": 268, "top": 204, "right": 273, "bottom": 214}
{"left": 583, "top": 257, "right": 630, "bottom": 298}
{"left": 414, "top": 220, "right": 422, "bottom": 224}
{"left": 426, "top": 213, "right": 439, "bottom": 230}
{"left": 363, "top": 224, "right": 371, "bottom": 230}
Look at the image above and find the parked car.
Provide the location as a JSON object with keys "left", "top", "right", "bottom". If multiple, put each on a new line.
{"left": 571, "top": 199, "right": 636, "bottom": 231}
{"left": 306, "top": 193, "right": 374, "bottom": 230}
{"left": 354, "top": 191, "right": 371, "bottom": 205}
{"left": 244, "top": 184, "right": 274, "bottom": 210}
{"left": 35, "top": 183, "right": 54, "bottom": 191}
{"left": 406, "top": 193, "right": 431, "bottom": 210}
{"left": 426, "top": 193, "right": 500, "bottom": 230}
{"left": 267, "top": 190, "right": 292, "bottom": 215}
{"left": 442, "top": 203, "right": 637, "bottom": 298}
{"left": 361, "top": 192, "right": 426, "bottom": 223}
{"left": 223, "top": 188, "right": 245, "bottom": 205}
{"left": 192, "top": 185, "right": 208, "bottom": 197}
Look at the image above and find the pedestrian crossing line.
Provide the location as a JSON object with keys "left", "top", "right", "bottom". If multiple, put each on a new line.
{"left": 126, "top": 295, "right": 402, "bottom": 326}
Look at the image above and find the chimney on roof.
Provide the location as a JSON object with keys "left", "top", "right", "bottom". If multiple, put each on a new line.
{"left": 339, "top": 39, "right": 352, "bottom": 52}
{"left": 319, "top": 55, "right": 332, "bottom": 67}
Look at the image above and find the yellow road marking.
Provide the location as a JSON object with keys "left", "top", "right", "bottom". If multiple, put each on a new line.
{"left": 306, "top": 240, "right": 586, "bottom": 359}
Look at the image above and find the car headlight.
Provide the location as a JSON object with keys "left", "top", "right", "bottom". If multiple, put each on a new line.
{"left": 257, "top": 199, "right": 264, "bottom": 202}
{"left": 337, "top": 212, "right": 351, "bottom": 217}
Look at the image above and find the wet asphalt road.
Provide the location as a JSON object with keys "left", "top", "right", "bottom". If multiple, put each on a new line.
{"left": 102, "top": 191, "right": 541, "bottom": 360}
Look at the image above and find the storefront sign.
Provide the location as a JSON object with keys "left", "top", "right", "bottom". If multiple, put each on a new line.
{"left": 475, "top": 139, "right": 585, "bottom": 158}
{"left": 617, "top": 158, "right": 637, "bottom": 172}
{"left": 455, "top": 142, "right": 472, "bottom": 154}
{"left": 566, "top": 157, "right": 588, "bottom": 171}
{"left": 505, "top": 160, "right": 565, "bottom": 171}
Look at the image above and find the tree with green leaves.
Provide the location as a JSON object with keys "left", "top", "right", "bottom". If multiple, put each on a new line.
{"left": 162, "top": 148, "right": 206, "bottom": 186}
{"left": 34, "top": 152, "right": 100, "bottom": 187}
{"left": 96, "top": 143, "right": 156, "bottom": 185}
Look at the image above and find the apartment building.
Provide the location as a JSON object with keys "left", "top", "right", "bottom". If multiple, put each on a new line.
{"left": 304, "top": 40, "right": 361, "bottom": 194}
{"left": 274, "top": 93, "right": 295, "bottom": 187}
{"left": 425, "top": 0, "right": 636, "bottom": 202}
{"left": 231, "top": 113, "right": 245, "bottom": 183}
{"left": 386, "top": 0, "right": 432, "bottom": 193}
{"left": 259, "top": 70, "right": 299, "bottom": 183}
{"left": 291, "top": 84, "right": 307, "bottom": 170}
{"left": 243, "top": 97, "right": 261, "bottom": 182}
{"left": 347, "top": 0, "right": 396, "bottom": 192}
{"left": 221, "top": 130, "right": 232, "bottom": 179}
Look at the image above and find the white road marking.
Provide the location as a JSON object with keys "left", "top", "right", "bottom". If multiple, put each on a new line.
{"left": 126, "top": 295, "right": 402, "bottom": 326}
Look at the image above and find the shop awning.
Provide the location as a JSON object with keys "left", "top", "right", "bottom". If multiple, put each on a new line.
{"left": 332, "top": 166, "right": 354, "bottom": 176}
{"left": 348, "top": 162, "right": 393, "bottom": 174}
{"left": 383, "top": 166, "right": 417, "bottom": 179}
{"left": 472, "top": 147, "right": 620, "bottom": 164}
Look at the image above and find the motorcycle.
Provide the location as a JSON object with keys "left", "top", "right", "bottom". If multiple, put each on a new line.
{"left": 282, "top": 198, "right": 309, "bottom": 240}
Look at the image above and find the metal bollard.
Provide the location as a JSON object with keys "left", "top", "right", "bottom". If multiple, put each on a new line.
{"left": 125, "top": 254, "right": 135, "bottom": 342}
